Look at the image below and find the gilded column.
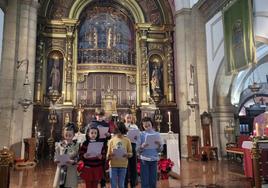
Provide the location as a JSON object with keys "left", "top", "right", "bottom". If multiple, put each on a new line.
{"left": 34, "top": 37, "right": 44, "bottom": 104}
{"left": 139, "top": 30, "right": 149, "bottom": 104}
{"left": 251, "top": 138, "right": 261, "bottom": 188}
{"left": 63, "top": 20, "right": 77, "bottom": 104}
{"left": 166, "top": 42, "right": 175, "bottom": 103}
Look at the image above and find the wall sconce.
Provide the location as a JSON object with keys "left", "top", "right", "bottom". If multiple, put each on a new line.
{"left": 187, "top": 98, "right": 199, "bottom": 110}
{"left": 248, "top": 64, "right": 262, "bottom": 93}
{"left": 17, "top": 59, "right": 33, "bottom": 112}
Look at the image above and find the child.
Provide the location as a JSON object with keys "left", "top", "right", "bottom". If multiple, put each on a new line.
{"left": 107, "top": 122, "right": 133, "bottom": 188}
{"left": 138, "top": 117, "right": 163, "bottom": 188}
{"left": 89, "top": 108, "right": 111, "bottom": 188}
{"left": 53, "top": 122, "right": 79, "bottom": 188}
{"left": 124, "top": 113, "right": 140, "bottom": 188}
{"left": 78, "top": 126, "right": 106, "bottom": 188}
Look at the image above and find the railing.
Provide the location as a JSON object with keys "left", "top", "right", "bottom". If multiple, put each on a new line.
{"left": 78, "top": 48, "right": 136, "bottom": 65}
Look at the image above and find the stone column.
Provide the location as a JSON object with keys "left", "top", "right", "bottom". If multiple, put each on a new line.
{"left": 192, "top": 7, "right": 209, "bottom": 113}
{"left": 174, "top": 8, "right": 197, "bottom": 157}
{"left": 0, "top": 0, "right": 19, "bottom": 149}
{"left": 0, "top": 0, "right": 38, "bottom": 157}
{"left": 212, "top": 105, "right": 235, "bottom": 159}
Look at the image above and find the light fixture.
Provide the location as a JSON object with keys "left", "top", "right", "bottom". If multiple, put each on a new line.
{"left": 17, "top": 59, "right": 33, "bottom": 112}
{"left": 248, "top": 82, "right": 261, "bottom": 92}
{"left": 248, "top": 63, "right": 262, "bottom": 93}
{"left": 187, "top": 98, "right": 199, "bottom": 110}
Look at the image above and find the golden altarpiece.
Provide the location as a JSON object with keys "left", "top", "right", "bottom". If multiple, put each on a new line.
{"left": 33, "top": 0, "right": 179, "bottom": 156}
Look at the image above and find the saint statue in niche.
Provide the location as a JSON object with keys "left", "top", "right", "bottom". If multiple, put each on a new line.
{"left": 50, "top": 61, "right": 60, "bottom": 92}
{"left": 150, "top": 64, "right": 162, "bottom": 94}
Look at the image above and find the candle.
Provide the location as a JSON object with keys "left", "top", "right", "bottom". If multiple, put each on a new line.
{"left": 168, "top": 111, "right": 171, "bottom": 123}
{"left": 256, "top": 123, "right": 259, "bottom": 136}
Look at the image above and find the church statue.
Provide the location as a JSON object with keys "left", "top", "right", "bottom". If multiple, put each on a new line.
{"left": 150, "top": 64, "right": 162, "bottom": 94}
{"left": 50, "top": 63, "right": 60, "bottom": 92}
{"left": 93, "top": 27, "right": 98, "bottom": 48}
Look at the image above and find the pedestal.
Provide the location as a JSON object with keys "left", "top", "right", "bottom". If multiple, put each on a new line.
{"left": 160, "top": 133, "right": 180, "bottom": 177}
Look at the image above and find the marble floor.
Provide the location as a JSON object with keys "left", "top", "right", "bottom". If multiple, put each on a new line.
{"left": 9, "top": 159, "right": 254, "bottom": 188}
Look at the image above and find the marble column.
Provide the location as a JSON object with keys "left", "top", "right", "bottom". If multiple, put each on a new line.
{"left": 0, "top": 0, "right": 38, "bottom": 158}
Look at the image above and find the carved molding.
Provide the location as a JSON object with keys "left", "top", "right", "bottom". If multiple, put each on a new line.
{"left": 148, "top": 43, "right": 163, "bottom": 51}
{"left": 20, "top": 0, "right": 39, "bottom": 9}
{"left": 127, "top": 74, "right": 136, "bottom": 84}
{"left": 195, "top": 0, "right": 232, "bottom": 22}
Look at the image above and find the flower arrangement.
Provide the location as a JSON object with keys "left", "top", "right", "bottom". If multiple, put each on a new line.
{"left": 158, "top": 158, "right": 174, "bottom": 179}
{"left": 136, "top": 158, "right": 174, "bottom": 180}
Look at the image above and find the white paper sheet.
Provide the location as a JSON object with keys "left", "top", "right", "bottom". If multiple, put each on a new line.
{"left": 144, "top": 133, "right": 161, "bottom": 149}
{"left": 55, "top": 154, "right": 70, "bottom": 166}
{"left": 73, "top": 132, "right": 86, "bottom": 144}
{"left": 127, "top": 129, "right": 140, "bottom": 143}
{"left": 86, "top": 142, "right": 104, "bottom": 157}
{"left": 113, "top": 148, "right": 126, "bottom": 158}
{"left": 98, "top": 126, "right": 109, "bottom": 139}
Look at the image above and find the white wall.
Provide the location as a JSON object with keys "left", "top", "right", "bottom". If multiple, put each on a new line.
{"left": 254, "top": 0, "right": 268, "bottom": 39}
{"left": 0, "top": 9, "right": 4, "bottom": 68}
{"left": 205, "top": 0, "right": 268, "bottom": 107}
{"left": 205, "top": 12, "right": 225, "bottom": 108}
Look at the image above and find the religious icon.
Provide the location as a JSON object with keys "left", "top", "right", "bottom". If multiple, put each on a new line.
{"left": 50, "top": 63, "right": 60, "bottom": 92}
{"left": 150, "top": 64, "right": 162, "bottom": 94}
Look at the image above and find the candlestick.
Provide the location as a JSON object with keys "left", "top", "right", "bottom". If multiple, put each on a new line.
{"left": 256, "top": 123, "right": 259, "bottom": 136}
{"left": 168, "top": 111, "right": 171, "bottom": 123}
{"left": 168, "top": 122, "right": 173, "bottom": 134}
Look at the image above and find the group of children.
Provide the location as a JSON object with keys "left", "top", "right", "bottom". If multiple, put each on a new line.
{"left": 53, "top": 112, "right": 163, "bottom": 188}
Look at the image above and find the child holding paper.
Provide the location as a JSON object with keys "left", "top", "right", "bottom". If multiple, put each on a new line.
{"left": 107, "top": 122, "right": 133, "bottom": 188}
{"left": 78, "top": 127, "right": 106, "bottom": 188}
{"left": 53, "top": 122, "right": 79, "bottom": 188}
{"left": 138, "top": 117, "right": 163, "bottom": 188}
{"left": 89, "top": 108, "right": 111, "bottom": 188}
{"left": 124, "top": 113, "right": 140, "bottom": 188}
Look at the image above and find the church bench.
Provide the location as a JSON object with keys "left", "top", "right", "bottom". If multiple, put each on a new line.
{"left": 226, "top": 135, "right": 250, "bottom": 161}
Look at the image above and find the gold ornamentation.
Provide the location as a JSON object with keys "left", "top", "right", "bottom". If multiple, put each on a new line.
{"left": 77, "top": 74, "right": 86, "bottom": 83}
{"left": 148, "top": 43, "right": 163, "bottom": 51}
{"left": 127, "top": 75, "right": 136, "bottom": 84}
{"left": 0, "top": 147, "right": 13, "bottom": 166}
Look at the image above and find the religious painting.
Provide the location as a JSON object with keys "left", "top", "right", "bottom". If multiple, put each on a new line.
{"left": 78, "top": 5, "right": 135, "bottom": 65}
{"left": 149, "top": 54, "right": 163, "bottom": 100}
{"left": 46, "top": 51, "right": 63, "bottom": 94}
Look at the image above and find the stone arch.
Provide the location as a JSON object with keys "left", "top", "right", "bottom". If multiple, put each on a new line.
{"left": 68, "top": 0, "right": 145, "bottom": 23}
{"left": 42, "top": 0, "right": 174, "bottom": 25}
